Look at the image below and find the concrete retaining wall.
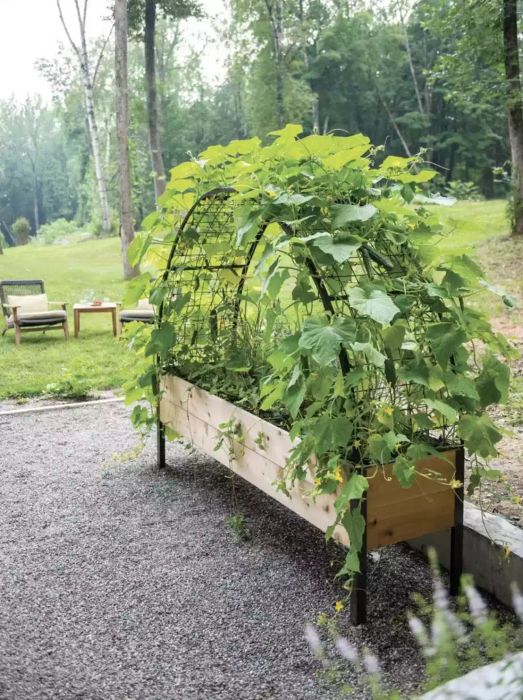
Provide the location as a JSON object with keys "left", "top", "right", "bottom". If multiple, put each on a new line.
{"left": 409, "top": 504, "right": 523, "bottom": 609}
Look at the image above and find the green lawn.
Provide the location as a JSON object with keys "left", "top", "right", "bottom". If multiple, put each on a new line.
{"left": 0, "top": 237, "right": 133, "bottom": 399}
{"left": 0, "top": 200, "right": 512, "bottom": 400}
{"left": 431, "top": 199, "right": 509, "bottom": 249}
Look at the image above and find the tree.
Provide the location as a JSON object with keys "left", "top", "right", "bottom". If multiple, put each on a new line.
{"left": 56, "top": 0, "right": 112, "bottom": 235}
{"left": 427, "top": 0, "right": 522, "bottom": 232}
{"left": 128, "top": 0, "right": 202, "bottom": 201}
{"left": 115, "top": 0, "right": 140, "bottom": 279}
{"left": 503, "top": 0, "right": 523, "bottom": 234}
{"left": 0, "top": 98, "right": 78, "bottom": 232}
{"left": 230, "top": 0, "right": 324, "bottom": 135}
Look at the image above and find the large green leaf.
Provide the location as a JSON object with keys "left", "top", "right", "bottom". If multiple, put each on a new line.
{"left": 445, "top": 373, "right": 480, "bottom": 400}
{"left": 475, "top": 354, "right": 510, "bottom": 407}
{"left": 383, "top": 322, "right": 407, "bottom": 350}
{"left": 426, "top": 323, "right": 467, "bottom": 369}
{"left": 298, "top": 317, "right": 356, "bottom": 364}
{"left": 392, "top": 455, "right": 417, "bottom": 488}
{"left": 323, "top": 145, "right": 370, "bottom": 170}
{"left": 381, "top": 155, "right": 413, "bottom": 169}
{"left": 225, "top": 137, "right": 262, "bottom": 155}
{"left": 394, "top": 170, "right": 436, "bottom": 183}
{"left": 307, "top": 232, "right": 363, "bottom": 263}
{"left": 145, "top": 323, "right": 175, "bottom": 359}
{"left": 351, "top": 341, "right": 386, "bottom": 368}
{"left": 329, "top": 416, "right": 355, "bottom": 447}
{"left": 339, "top": 508, "right": 366, "bottom": 573}
{"left": 425, "top": 398, "right": 458, "bottom": 423}
{"left": 273, "top": 192, "right": 316, "bottom": 206}
{"left": 332, "top": 203, "right": 378, "bottom": 227}
{"left": 458, "top": 414, "right": 503, "bottom": 458}
{"left": 335, "top": 474, "right": 369, "bottom": 512}
{"left": 348, "top": 286, "right": 400, "bottom": 324}
{"left": 284, "top": 367, "right": 306, "bottom": 418}
{"left": 235, "top": 206, "right": 261, "bottom": 246}
{"left": 262, "top": 259, "right": 290, "bottom": 299}
{"left": 127, "top": 231, "right": 152, "bottom": 266}
{"left": 269, "top": 123, "right": 303, "bottom": 139}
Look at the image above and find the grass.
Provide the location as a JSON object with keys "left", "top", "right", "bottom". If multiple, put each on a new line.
{"left": 0, "top": 237, "right": 133, "bottom": 400}
{"left": 431, "top": 199, "right": 509, "bottom": 249}
{"left": 0, "top": 200, "right": 514, "bottom": 400}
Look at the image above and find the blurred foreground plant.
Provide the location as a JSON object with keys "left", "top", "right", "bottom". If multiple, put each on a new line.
{"left": 305, "top": 551, "right": 523, "bottom": 698}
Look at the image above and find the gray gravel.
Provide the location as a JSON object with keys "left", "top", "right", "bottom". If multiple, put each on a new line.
{"left": 0, "top": 402, "right": 441, "bottom": 699}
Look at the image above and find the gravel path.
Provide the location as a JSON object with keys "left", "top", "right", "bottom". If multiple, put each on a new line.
{"left": 0, "top": 402, "right": 436, "bottom": 699}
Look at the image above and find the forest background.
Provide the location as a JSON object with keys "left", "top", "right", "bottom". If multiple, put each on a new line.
{"left": 0, "top": 0, "right": 515, "bottom": 251}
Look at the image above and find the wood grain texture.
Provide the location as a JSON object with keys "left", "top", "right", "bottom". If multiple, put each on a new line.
{"left": 160, "top": 376, "right": 456, "bottom": 551}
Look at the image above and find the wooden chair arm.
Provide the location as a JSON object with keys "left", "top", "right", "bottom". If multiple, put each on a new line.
{"left": 49, "top": 301, "right": 68, "bottom": 310}
{"left": 2, "top": 303, "right": 19, "bottom": 325}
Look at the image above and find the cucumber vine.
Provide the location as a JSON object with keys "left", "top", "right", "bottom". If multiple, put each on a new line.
{"left": 124, "top": 124, "right": 515, "bottom": 581}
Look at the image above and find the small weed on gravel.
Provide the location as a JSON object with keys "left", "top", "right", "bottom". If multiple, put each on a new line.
{"left": 225, "top": 513, "right": 252, "bottom": 542}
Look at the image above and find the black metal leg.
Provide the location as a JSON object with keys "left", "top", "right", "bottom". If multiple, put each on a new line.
{"left": 450, "top": 445, "right": 465, "bottom": 595}
{"left": 157, "top": 419, "right": 166, "bottom": 470}
{"left": 350, "top": 495, "right": 368, "bottom": 625}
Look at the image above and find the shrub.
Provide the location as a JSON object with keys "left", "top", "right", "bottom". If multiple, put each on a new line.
{"left": 37, "top": 218, "right": 79, "bottom": 245}
{"left": 12, "top": 217, "right": 31, "bottom": 245}
{"left": 89, "top": 211, "right": 119, "bottom": 237}
{"left": 445, "top": 180, "right": 482, "bottom": 201}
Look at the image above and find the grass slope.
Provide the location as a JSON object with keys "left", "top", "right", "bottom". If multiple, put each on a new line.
{"left": 0, "top": 200, "right": 512, "bottom": 400}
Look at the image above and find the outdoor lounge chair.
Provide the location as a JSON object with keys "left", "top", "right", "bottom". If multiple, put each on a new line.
{"left": 0, "top": 279, "right": 69, "bottom": 346}
{"left": 118, "top": 299, "right": 154, "bottom": 333}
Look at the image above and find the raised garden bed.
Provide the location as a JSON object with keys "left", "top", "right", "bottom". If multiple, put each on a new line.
{"left": 159, "top": 374, "right": 464, "bottom": 624}
{"left": 127, "top": 127, "right": 511, "bottom": 626}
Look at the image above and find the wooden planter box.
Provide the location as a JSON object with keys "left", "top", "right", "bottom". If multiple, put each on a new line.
{"left": 158, "top": 375, "right": 464, "bottom": 624}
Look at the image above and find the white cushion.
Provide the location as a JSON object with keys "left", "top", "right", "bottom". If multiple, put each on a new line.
{"left": 7, "top": 293, "right": 48, "bottom": 313}
{"left": 137, "top": 299, "right": 154, "bottom": 311}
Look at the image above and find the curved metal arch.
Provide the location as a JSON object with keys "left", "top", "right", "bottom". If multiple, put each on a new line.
{"left": 158, "top": 186, "right": 237, "bottom": 329}
{"left": 157, "top": 186, "right": 351, "bottom": 351}
{"left": 159, "top": 187, "right": 358, "bottom": 383}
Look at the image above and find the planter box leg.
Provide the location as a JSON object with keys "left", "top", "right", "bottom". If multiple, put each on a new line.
{"left": 351, "top": 568, "right": 367, "bottom": 625}
{"left": 450, "top": 445, "right": 465, "bottom": 595}
{"left": 350, "top": 496, "right": 368, "bottom": 625}
{"left": 157, "top": 419, "right": 166, "bottom": 470}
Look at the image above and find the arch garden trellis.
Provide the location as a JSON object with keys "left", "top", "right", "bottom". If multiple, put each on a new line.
{"left": 128, "top": 127, "right": 510, "bottom": 625}
{"left": 155, "top": 186, "right": 464, "bottom": 625}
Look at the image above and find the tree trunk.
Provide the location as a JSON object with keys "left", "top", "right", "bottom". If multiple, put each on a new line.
{"left": 265, "top": 0, "right": 285, "bottom": 128}
{"left": 404, "top": 28, "right": 425, "bottom": 117}
{"left": 82, "top": 71, "right": 112, "bottom": 235}
{"left": 33, "top": 183, "right": 40, "bottom": 233}
{"left": 115, "top": 0, "right": 139, "bottom": 279}
{"left": 29, "top": 156, "right": 41, "bottom": 233}
{"left": 56, "top": 0, "right": 111, "bottom": 236}
{"left": 145, "top": 0, "right": 166, "bottom": 201}
{"left": 503, "top": 0, "right": 523, "bottom": 235}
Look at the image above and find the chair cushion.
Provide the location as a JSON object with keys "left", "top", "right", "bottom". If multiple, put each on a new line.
{"left": 137, "top": 299, "right": 154, "bottom": 311}
{"left": 120, "top": 310, "right": 155, "bottom": 323}
{"left": 7, "top": 293, "right": 48, "bottom": 314}
{"left": 7, "top": 310, "right": 67, "bottom": 327}
{"left": 18, "top": 310, "right": 66, "bottom": 321}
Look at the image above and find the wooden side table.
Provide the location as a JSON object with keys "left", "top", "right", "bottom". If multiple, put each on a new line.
{"left": 73, "top": 303, "right": 118, "bottom": 338}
